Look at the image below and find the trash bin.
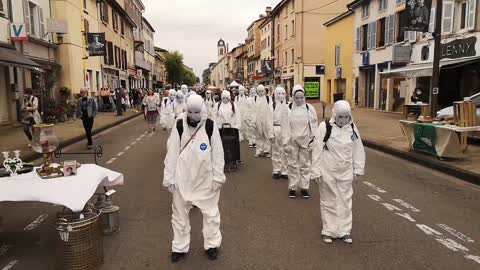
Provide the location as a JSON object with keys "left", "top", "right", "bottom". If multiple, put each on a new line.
{"left": 56, "top": 205, "right": 103, "bottom": 270}
{"left": 333, "top": 93, "right": 344, "bottom": 102}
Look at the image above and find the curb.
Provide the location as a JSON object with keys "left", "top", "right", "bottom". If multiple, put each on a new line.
{"left": 362, "top": 139, "right": 480, "bottom": 186}
{"left": 24, "top": 112, "right": 143, "bottom": 162}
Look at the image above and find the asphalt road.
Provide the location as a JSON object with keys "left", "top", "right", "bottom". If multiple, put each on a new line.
{"left": 1, "top": 115, "right": 480, "bottom": 270}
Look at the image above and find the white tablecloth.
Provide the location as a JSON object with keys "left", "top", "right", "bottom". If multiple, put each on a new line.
{"left": 0, "top": 164, "right": 124, "bottom": 212}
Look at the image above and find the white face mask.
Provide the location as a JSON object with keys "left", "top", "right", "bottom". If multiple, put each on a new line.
{"left": 177, "top": 96, "right": 184, "bottom": 103}
{"left": 206, "top": 93, "right": 212, "bottom": 99}
{"left": 275, "top": 89, "right": 286, "bottom": 103}
{"left": 257, "top": 89, "right": 266, "bottom": 97}
{"left": 222, "top": 97, "right": 230, "bottom": 104}
{"left": 239, "top": 89, "right": 245, "bottom": 96}
{"left": 294, "top": 91, "right": 305, "bottom": 106}
{"left": 250, "top": 90, "right": 257, "bottom": 97}
{"left": 335, "top": 114, "right": 351, "bottom": 127}
{"left": 187, "top": 109, "right": 202, "bottom": 124}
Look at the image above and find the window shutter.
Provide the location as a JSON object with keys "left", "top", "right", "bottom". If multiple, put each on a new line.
{"left": 371, "top": 21, "right": 377, "bottom": 48}
{"left": 23, "top": 0, "right": 30, "bottom": 34}
{"left": 442, "top": 1, "right": 454, "bottom": 34}
{"left": 356, "top": 27, "right": 361, "bottom": 51}
{"left": 385, "top": 16, "right": 390, "bottom": 45}
{"left": 39, "top": 7, "right": 45, "bottom": 38}
{"left": 428, "top": 7, "right": 435, "bottom": 33}
{"left": 468, "top": 0, "right": 476, "bottom": 30}
{"left": 389, "top": 14, "right": 395, "bottom": 45}
{"left": 367, "top": 24, "right": 371, "bottom": 49}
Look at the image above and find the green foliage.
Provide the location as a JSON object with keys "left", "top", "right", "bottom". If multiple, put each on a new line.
{"left": 202, "top": 67, "right": 211, "bottom": 85}
{"left": 164, "top": 51, "right": 184, "bottom": 86}
{"left": 183, "top": 67, "right": 197, "bottom": 86}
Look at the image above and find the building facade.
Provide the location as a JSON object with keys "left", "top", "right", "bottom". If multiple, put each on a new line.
{"left": 272, "top": 0, "right": 350, "bottom": 97}
{"left": 246, "top": 16, "right": 266, "bottom": 86}
{"left": 259, "top": 8, "right": 274, "bottom": 87}
{"left": 324, "top": 11, "right": 355, "bottom": 104}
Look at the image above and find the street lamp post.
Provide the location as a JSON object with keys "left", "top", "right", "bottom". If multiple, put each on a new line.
{"left": 430, "top": 0, "right": 443, "bottom": 117}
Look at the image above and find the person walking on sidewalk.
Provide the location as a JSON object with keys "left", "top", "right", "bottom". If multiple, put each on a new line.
{"left": 164, "top": 95, "right": 226, "bottom": 262}
{"left": 311, "top": 100, "right": 365, "bottom": 244}
{"left": 281, "top": 85, "right": 318, "bottom": 199}
{"left": 246, "top": 88, "right": 257, "bottom": 148}
{"left": 21, "top": 88, "right": 42, "bottom": 144}
{"left": 143, "top": 89, "right": 160, "bottom": 132}
{"left": 76, "top": 88, "right": 97, "bottom": 149}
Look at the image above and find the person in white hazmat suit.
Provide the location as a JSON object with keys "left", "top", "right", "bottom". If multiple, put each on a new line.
{"left": 160, "top": 89, "right": 177, "bottom": 130}
{"left": 282, "top": 85, "right": 318, "bottom": 199}
{"left": 174, "top": 90, "right": 187, "bottom": 118}
{"left": 246, "top": 88, "right": 257, "bottom": 148}
{"left": 204, "top": 90, "right": 216, "bottom": 118}
{"left": 234, "top": 86, "right": 249, "bottom": 141}
{"left": 252, "top": 85, "right": 274, "bottom": 158}
{"left": 163, "top": 94, "right": 226, "bottom": 262}
{"left": 271, "top": 86, "right": 289, "bottom": 180}
{"left": 214, "top": 90, "right": 240, "bottom": 129}
{"left": 311, "top": 100, "right": 365, "bottom": 244}
{"left": 181, "top": 84, "right": 194, "bottom": 101}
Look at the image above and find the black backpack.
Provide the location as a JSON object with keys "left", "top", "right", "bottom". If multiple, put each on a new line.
{"left": 323, "top": 120, "right": 358, "bottom": 143}
{"left": 176, "top": 118, "right": 215, "bottom": 145}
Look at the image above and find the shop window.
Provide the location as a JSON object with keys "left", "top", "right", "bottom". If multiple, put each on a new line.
{"left": 378, "top": 17, "right": 386, "bottom": 47}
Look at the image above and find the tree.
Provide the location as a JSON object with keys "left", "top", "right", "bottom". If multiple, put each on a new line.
{"left": 202, "top": 68, "right": 211, "bottom": 85}
{"left": 183, "top": 67, "right": 197, "bottom": 86}
{"left": 164, "top": 51, "right": 184, "bottom": 87}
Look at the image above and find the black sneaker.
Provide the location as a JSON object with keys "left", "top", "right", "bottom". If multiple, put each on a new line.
{"left": 205, "top": 248, "right": 218, "bottom": 260}
{"left": 300, "top": 189, "right": 310, "bottom": 199}
{"left": 272, "top": 173, "right": 280, "bottom": 179}
{"left": 171, "top": 252, "right": 187, "bottom": 263}
{"left": 288, "top": 190, "right": 296, "bottom": 198}
{"left": 280, "top": 175, "right": 289, "bottom": 180}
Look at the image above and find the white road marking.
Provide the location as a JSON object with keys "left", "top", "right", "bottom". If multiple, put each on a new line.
{"left": 436, "top": 238, "right": 470, "bottom": 252}
{"left": 1, "top": 260, "right": 18, "bottom": 270}
{"left": 131, "top": 141, "right": 137, "bottom": 146}
{"left": 382, "top": 203, "right": 402, "bottom": 212}
{"left": 437, "top": 224, "right": 475, "bottom": 243}
{"left": 367, "top": 194, "right": 382, "bottom": 201}
{"left": 465, "top": 254, "right": 480, "bottom": 264}
{"left": 393, "top": 199, "right": 421, "bottom": 212}
{"left": 123, "top": 146, "right": 131, "bottom": 151}
{"left": 363, "top": 181, "right": 387, "bottom": 193}
{"left": 24, "top": 214, "right": 48, "bottom": 231}
{"left": 395, "top": 212, "right": 416, "bottom": 223}
{"left": 116, "top": 151, "right": 124, "bottom": 157}
{"left": 416, "top": 224, "right": 443, "bottom": 236}
{"left": 106, "top": 158, "right": 116, "bottom": 164}
{"left": 0, "top": 245, "right": 13, "bottom": 257}
{"left": 136, "top": 138, "right": 142, "bottom": 141}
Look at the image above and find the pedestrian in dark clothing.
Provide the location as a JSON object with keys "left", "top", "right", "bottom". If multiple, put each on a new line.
{"left": 21, "top": 88, "right": 42, "bottom": 144}
{"left": 76, "top": 88, "right": 97, "bottom": 149}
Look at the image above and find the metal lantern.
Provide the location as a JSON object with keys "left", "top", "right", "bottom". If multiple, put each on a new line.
{"left": 31, "top": 124, "right": 62, "bottom": 178}
{"left": 94, "top": 195, "right": 120, "bottom": 235}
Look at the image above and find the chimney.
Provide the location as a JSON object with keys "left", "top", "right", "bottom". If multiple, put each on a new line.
{"left": 259, "top": 14, "right": 265, "bottom": 19}
{"left": 266, "top": 6, "right": 272, "bottom": 16}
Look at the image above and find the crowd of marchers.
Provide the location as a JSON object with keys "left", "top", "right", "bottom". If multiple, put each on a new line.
{"left": 141, "top": 84, "right": 365, "bottom": 263}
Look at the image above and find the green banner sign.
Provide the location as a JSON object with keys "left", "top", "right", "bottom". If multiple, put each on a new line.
{"left": 304, "top": 81, "right": 319, "bottom": 98}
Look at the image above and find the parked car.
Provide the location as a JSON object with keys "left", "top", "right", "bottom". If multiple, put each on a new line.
{"left": 437, "top": 92, "right": 480, "bottom": 139}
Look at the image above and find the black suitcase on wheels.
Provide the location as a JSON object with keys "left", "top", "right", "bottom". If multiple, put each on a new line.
{"left": 219, "top": 123, "right": 240, "bottom": 167}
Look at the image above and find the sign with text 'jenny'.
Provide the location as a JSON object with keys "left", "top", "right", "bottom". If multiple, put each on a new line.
{"left": 10, "top": 23, "right": 27, "bottom": 41}
{"left": 441, "top": 36, "right": 477, "bottom": 60}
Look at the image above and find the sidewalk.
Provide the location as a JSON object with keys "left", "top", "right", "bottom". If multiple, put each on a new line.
{"left": 0, "top": 110, "right": 141, "bottom": 162}
{"left": 312, "top": 103, "right": 480, "bottom": 182}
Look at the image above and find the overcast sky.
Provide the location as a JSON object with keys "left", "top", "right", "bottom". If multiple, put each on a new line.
{"left": 143, "top": 0, "right": 281, "bottom": 80}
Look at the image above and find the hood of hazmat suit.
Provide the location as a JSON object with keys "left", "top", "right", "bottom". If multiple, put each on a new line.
{"left": 181, "top": 84, "right": 189, "bottom": 95}
{"left": 216, "top": 90, "right": 239, "bottom": 128}
{"left": 174, "top": 90, "right": 187, "bottom": 117}
{"left": 235, "top": 86, "right": 249, "bottom": 121}
{"left": 163, "top": 94, "right": 226, "bottom": 202}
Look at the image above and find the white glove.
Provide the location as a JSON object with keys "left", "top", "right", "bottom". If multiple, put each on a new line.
{"left": 212, "top": 181, "right": 223, "bottom": 192}
{"left": 167, "top": 184, "right": 177, "bottom": 194}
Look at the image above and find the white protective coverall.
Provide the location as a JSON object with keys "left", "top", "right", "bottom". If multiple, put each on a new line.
{"left": 174, "top": 90, "right": 187, "bottom": 118}
{"left": 234, "top": 86, "right": 250, "bottom": 141}
{"left": 160, "top": 89, "right": 177, "bottom": 129}
{"left": 204, "top": 90, "right": 216, "bottom": 118}
{"left": 214, "top": 90, "right": 240, "bottom": 129}
{"left": 246, "top": 88, "right": 257, "bottom": 147}
{"left": 282, "top": 86, "right": 318, "bottom": 191}
{"left": 252, "top": 85, "right": 274, "bottom": 156}
{"left": 272, "top": 87, "right": 289, "bottom": 177}
{"left": 311, "top": 100, "right": 365, "bottom": 238}
{"left": 163, "top": 95, "right": 226, "bottom": 253}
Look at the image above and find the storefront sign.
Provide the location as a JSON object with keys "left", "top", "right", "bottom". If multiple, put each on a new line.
{"left": 393, "top": 45, "right": 412, "bottom": 63}
{"left": 404, "top": 0, "right": 432, "bottom": 32}
{"left": 46, "top": 19, "right": 68, "bottom": 34}
{"left": 304, "top": 78, "right": 320, "bottom": 99}
{"left": 87, "top": 33, "right": 106, "bottom": 56}
{"left": 362, "top": 52, "right": 370, "bottom": 65}
{"left": 10, "top": 23, "right": 27, "bottom": 41}
{"left": 441, "top": 36, "right": 476, "bottom": 59}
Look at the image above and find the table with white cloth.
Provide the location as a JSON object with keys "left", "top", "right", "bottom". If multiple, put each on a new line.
{"left": 399, "top": 120, "right": 480, "bottom": 158}
{"left": 0, "top": 164, "right": 124, "bottom": 212}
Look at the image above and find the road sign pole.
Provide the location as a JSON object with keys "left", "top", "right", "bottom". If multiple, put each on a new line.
{"left": 430, "top": 0, "right": 443, "bottom": 117}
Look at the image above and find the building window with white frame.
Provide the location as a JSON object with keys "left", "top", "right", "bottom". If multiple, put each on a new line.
{"left": 379, "top": 0, "right": 388, "bottom": 11}
{"left": 361, "top": 3, "right": 370, "bottom": 18}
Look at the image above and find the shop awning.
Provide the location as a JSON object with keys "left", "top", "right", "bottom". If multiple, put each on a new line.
{"left": 0, "top": 46, "right": 44, "bottom": 72}
{"left": 379, "top": 56, "right": 480, "bottom": 78}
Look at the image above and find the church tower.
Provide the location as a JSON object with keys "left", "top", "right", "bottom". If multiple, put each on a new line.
{"left": 217, "top": 38, "right": 226, "bottom": 60}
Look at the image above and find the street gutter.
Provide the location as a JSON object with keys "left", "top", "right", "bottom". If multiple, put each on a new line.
{"left": 24, "top": 112, "right": 143, "bottom": 163}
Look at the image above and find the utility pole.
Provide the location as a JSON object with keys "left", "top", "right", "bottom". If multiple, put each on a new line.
{"left": 430, "top": 0, "right": 443, "bottom": 117}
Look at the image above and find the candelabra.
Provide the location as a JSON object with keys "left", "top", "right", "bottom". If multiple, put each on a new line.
{"left": 2, "top": 150, "right": 23, "bottom": 176}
